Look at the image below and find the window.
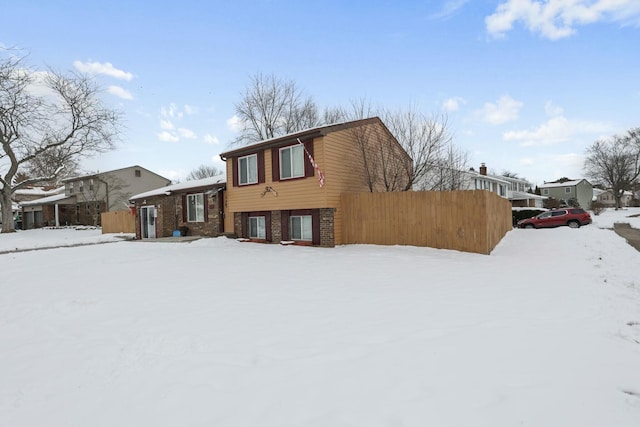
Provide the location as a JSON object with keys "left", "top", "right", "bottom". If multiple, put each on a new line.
{"left": 187, "top": 193, "right": 205, "bottom": 222}
{"left": 564, "top": 187, "right": 571, "bottom": 194}
{"left": 248, "top": 216, "right": 266, "bottom": 239}
{"left": 79, "top": 180, "right": 84, "bottom": 192}
{"left": 86, "top": 204, "right": 90, "bottom": 215}
{"left": 89, "top": 179, "right": 94, "bottom": 191}
{"left": 542, "top": 189, "right": 549, "bottom": 195}
{"left": 498, "top": 185, "right": 506, "bottom": 197}
{"left": 239, "top": 154, "right": 258, "bottom": 185}
{"left": 69, "top": 182, "right": 74, "bottom": 194}
{"left": 135, "top": 169, "right": 141, "bottom": 177}
{"left": 280, "top": 145, "right": 305, "bottom": 179}
{"left": 290, "top": 215, "right": 312, "bottom": 241}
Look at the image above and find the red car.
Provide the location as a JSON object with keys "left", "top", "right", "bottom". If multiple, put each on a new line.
{"left": 517, "top": 208, "right": 592, "bottom": 229}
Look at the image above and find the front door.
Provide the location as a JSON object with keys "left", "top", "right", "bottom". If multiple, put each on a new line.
{"left": 140, "top": 206, "right": 156, "bottom": 239}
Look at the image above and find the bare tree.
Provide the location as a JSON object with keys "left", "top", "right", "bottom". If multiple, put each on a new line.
{"left": 233, "top": 73, "right": 320, "bottom": 146}
{"left": 74, "top": 173, "right": 128, "bottom": 226}
{"left": 584, "top": 127, "right": 640, "bottom": 209}
{"left": 0, "top": 55, "right": 120, "bottom": 232}
{"left": 423, "top": 141, "right": 470, "bottom": 191}
{"left": 186, "top": 164, "right": 221, "bottom": 181}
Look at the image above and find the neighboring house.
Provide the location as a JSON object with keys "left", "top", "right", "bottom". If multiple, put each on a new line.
{"left": 539, "top": 179, "right": 593, "bottom": 209}
{"left": 21, "top": 165, "right": 171, "bottom": 228}
{"left": 595, "top": 189, "right": 633, "bottom": 207}
{"left": 462, "top": 164, "right": 546, "bottom": 208}
{"left": 129, "top": 176, "right": 226, "bottom": 239}
{"left": 219, "top": 117, "right": 411, "bottom": 247}
{"left": 1, "top": 186, "right": 63, "bottom": 228}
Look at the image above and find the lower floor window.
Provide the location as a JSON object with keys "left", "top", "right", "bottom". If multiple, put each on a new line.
{"left": 290, "top": 215, "right": 312, "bottom": 241}
{"left": 248, "top": 216, "right": 266, "bottom": 239}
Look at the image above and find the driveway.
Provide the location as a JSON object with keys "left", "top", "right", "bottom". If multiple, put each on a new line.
{"left": 613, "top": 222, "right": 640, "bottom": 252}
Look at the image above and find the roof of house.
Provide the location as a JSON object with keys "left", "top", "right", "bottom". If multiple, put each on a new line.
{"left": 219, "top": 117, "right": 406, "bottom": 160}
{"left": 20, "top": 193, "right": 75, "bottom": 206}
{"left": 13, "top": 186, "right": 65, "bottom": 196}
{"left": 539, "top": 179, "right": 591, "bottom": 188}
{"left": 62, "top": 165, "right": 171, "bottom": 183}
{"left": 510, "top": 190, "right": 547, "bottom": 201}
{"left": 465, "top": 170, "right": 511, "bottom": 184}
{"left": 130, "top": 175, "right": 226, "bottom": 201}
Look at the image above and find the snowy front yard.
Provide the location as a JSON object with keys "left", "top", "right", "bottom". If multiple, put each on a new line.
{"left": 1, "top": 209, "right": 640, "bottom": 426}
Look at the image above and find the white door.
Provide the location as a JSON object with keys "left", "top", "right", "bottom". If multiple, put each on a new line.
{"left": 141, "top": 206, "right": 156, "bottom": 239}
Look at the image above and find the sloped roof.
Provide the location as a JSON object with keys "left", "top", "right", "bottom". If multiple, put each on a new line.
{"left": 20, "top": 193, "right": 75, "bottom": 206}
{"left": 130, "top": 175, "right": 226, "bottom": 201}
{"left": 62, "top": 165, "right": 171, "bottom": 183}
{"left": 219, "top": 117, "right": 406, "bottom": 160}
{"left": 539, "top": 179, "right": 591, "bottom": 188}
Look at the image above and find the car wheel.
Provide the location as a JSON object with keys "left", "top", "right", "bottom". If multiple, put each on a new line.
{"left": 568, "top": 220, "right": 580, "bottom": 228}
{"left": 525, "top": 224, "right": 535, "bottom": 229}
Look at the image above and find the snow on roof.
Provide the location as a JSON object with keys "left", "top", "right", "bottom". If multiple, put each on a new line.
{"left": 20, "top": 193, "right": 74, "bottom": 206}
{"left": 509, "top": 191, "right": 547, "bottom": 201}
{"left": 539, "top": 179, "right": 588, "bottom": 188}
{"left": 130, "top": 175, "right": 226, "bottom": 200}
{"left": 13, "top": 186, "right": 65, "bottom": 196}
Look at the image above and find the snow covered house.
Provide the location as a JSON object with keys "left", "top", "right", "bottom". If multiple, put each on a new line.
{"left": 462, "top": 164, "right": 546, "bottom": 208}
{"left": 129, "top": 176, "right": 226, "bottom": 239}
{"left": 594, "top": 189, "right": 633, "bottom": 207}
{"left": 219, "top": 117, "right": 411, "bottom": 247}
{"left": 539, "top": 179, "right": 593, "bottom": 209}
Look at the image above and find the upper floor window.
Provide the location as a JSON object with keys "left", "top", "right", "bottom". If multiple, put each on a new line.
{"left": 280, "top": 145, "right": 305, "bottom": 180}
{"left": 69, "top": 182, "right": 74, "bottom": 194}
{"left": 135, "top": 169, "right": 141, "bottom": 177}
{"left": 79, "top": 180, "right": 84, "bottom": 192}
{"left": 564, "top": 187, "right": 571, "bottom": 194}
{"left": 542, "top": 189, "right": 549, "bottom": 195}
{"left": 187, "top": 193, "right": 205, "bottom": 222}
{"left": 89, "top": 179, "right": 94, "bottom": 191}
{"left": 498, "top": 185, "right": 506, "bottom": 197}
{"left": 239, "top": 154, "right": 258, "bottom": 185}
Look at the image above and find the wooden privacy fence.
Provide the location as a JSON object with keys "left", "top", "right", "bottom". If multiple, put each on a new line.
{"left": 341, "top": 190, "right": 512, "bottom": 255}
{"left": 101, "top": 210, "right": 135, "bottom": 234}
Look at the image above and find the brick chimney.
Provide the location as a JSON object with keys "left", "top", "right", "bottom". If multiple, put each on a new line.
{"left": 479, "top": 163, "right": 487, "bottom": 176}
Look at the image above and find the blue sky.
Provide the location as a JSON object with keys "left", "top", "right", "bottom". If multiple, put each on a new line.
{"left": 2, "top": 0, "right": 639, "bottom": 186}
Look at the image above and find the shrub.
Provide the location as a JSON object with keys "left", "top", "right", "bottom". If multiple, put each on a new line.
{"left": 590, "top": 200, "right": 605, "bottom": 216}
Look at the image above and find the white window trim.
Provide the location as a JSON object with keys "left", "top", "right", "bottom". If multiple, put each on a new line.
{"left": 542, "top": 189, "right": 549, "bottom": 195}
{"left": 239, "top": 154, "right": 258, "bottom": 185}
{"left": 290, "top": 215, "right": 312, "bottom": 241}
{"left": 248, "top": 216, "right": 266, "bottom": 239}
{"left": 564, "top": 187, "right": 571, "bottom": 194}
{"left": 187, "top": 193, "right": 205, "bottom": 222}
{"left": 279, "top": 145, "right": 305, "bottom": 180}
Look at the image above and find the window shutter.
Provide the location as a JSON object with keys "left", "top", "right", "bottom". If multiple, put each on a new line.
{"left": 181, "top": 195, "right": 187, "bottom": 222}
{"left": 241, "top": 212, "right": 248, "bottom": 238}
{"left": 204, "top": 194, "right": 209, "bottom": 222}
{"left": 265, "top": 211, "right": 272, "bottom": 242}
{"left": 257, "top": 150, "right": 265, "bottom": 183}
{"left": 271, "top": 147, "right": 280, "bottom": 182}
{"left": 312, "top": 209, "right": 320, "bottom": 245}
{"left": 232, "top": 158, "right": 238, "bottom": 187}
{"left": 281, "top": 210, "right": 290, "bottom": 241}
{"left": 304, "top": 140, "right": 314, "bottom": 178}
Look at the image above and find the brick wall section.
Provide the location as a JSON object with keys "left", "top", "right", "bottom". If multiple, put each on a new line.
{"left": 234, "top": 212, "right": 243, "bottom": 238}
{"left": 270, "top": 210, "right": 282, "bottom": 243}
{"left": 319, "top": 208, "right": 335, "bottom": 247}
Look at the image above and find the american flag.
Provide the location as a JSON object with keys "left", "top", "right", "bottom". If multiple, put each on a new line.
{"left": 297, "top": 138, "right": 325, "bottom": 187}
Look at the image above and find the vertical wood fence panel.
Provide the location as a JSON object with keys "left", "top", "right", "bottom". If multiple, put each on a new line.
{"left": 341, "top": 190, "right": 512, "bottom": 254}
{"left": 101, "top": 211, "right": 135, "bottom": 234}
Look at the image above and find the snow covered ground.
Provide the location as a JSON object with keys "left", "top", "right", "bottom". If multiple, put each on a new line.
{"left": 0, "top": 227, "right": 133, "bottom": 253}
{"left": 1, "top": 208, "right": 640, "bottom": 426}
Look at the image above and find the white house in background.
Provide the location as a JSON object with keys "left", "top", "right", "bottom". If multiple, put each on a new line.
{"left": 594, "top": 189, "right": 634, "bottom": 207}
{"left": 464, "top": 164, "right": 546, "bottom": 208}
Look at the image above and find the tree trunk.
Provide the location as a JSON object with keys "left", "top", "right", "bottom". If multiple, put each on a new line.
{"left": 0, "top": 190, "right": 16, "bottom": 233}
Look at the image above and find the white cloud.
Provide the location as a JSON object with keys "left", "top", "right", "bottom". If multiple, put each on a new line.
{"left": 486, "top": 0, "right": 640, "bottom": 40}
{"left": 430, "top": 0, "right": 470, "bottom": 20}
{"left": 503, "top": 116, "right": 612, "bottom": 147}
{"left": 160, "top": 103, "right": 184, "bottom": 119}
{"left": 478, "top": 95, "right": 523, "bottom": 125}
{"left": 227, "top": 115, "right": 243, "bottom": 133}
{"left": 107, "top": 85, "right": 133, "bottom": 100}
{"left": 544, "top": 100, "right": 564, "bottom": 117}
{"left": 183, "top": 104, "right": 198, "bottom": 115}
{"left": 204, "top": 134, "right": 220, "bottom": 145}
{"left": 157, "top": 131, "right": 179, "bottom": 143}
{"left": 443, "top": 96, "right": 467, "bottom": 112}
{"left": 159, "top": 119, "right": 174, "bottom": 130}
{"left": 178, "top": 128, "right": 197, "bottom": 139}
{"left": 73, "top": 61, "right": 133, "bottom": 81}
